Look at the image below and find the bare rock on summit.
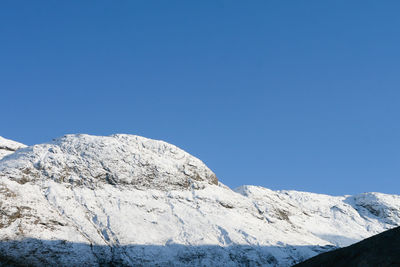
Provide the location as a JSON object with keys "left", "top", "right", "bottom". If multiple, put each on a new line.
{"left": 0, "top": 134, "right": 218, "bottom": 190}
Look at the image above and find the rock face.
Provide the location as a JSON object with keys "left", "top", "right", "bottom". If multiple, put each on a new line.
{"left": 0, "top": 134, "right": 218, "bottom": 190}
{"left": 294, "top": 226, "right": 400, "bottom": 267}
{"left": 0, "top": 134, "right": 399, "bottom": 266}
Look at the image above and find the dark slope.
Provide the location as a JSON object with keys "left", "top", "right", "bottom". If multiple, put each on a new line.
{"left": 294, "top": 226, "right": 400, "bottom": 267}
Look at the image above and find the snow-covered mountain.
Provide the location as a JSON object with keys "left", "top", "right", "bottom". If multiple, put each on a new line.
{"left": 0, "top": 134, "right": 399, "bottom": 266}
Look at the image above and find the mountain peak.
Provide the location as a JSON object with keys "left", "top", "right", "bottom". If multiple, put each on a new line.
{"left": 0, "top": 134, "right": 218, "bottom": 190}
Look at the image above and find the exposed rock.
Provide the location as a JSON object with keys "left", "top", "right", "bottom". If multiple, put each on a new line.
{"left": 0, "top": 134, "right": 217, "bottom": 190}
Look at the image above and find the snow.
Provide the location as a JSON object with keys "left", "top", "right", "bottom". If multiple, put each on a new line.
{"left": 0, "top": 136, "right": 26, "bottom": 160}
{"left": 0, "top": 134, "right": 217, "bottom": 190}
{"left": 0, "top": 134, "right": 399, "bottom": 266}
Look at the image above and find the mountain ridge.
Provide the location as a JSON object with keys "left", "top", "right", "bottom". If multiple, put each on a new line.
{"left": 0, "top": 134, "right": 399, "bottom": 266}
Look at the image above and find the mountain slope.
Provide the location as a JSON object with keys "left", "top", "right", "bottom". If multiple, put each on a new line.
{"left": 294, "top": 226, "right": 400, "bottom": 267}
{"left": 0, "top": 134, "right": 399, "bottom": 266}
{"left": 0, "top": 136, "right": 26, "bottom": 160}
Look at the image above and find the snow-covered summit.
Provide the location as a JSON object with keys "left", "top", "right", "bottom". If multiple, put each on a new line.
{"left": 0, "top": 134, "right": 217, "bottom": 190}
{"left": 0, "top": 134, "right": 399, "bottom": 266}
{"left": 0, "top": 136, "right": 26, "bottom": 160}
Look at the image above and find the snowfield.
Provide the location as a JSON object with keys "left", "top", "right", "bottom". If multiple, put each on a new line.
{"left": 0, "top": 134, "right": 399, "bottom": 266}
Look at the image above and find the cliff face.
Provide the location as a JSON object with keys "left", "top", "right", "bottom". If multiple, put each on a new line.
{"left": 0, "top": 134, "right": 399, "bottom": 266}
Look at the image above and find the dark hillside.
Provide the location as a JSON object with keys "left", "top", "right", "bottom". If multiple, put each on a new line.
{"left": 294, "top": 226, "right": 400, "bottom": 267}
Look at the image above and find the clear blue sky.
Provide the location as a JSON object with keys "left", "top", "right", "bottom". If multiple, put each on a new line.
{"left": 1, "top": 1, "right": 399, "bottom": 195}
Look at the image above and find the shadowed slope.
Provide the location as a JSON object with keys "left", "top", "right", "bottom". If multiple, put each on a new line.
{"left": 294, "top": 226, "right": 400, "bottom": 267}
{"left": 0, "top": 239, "right": 337, "bottom": 267}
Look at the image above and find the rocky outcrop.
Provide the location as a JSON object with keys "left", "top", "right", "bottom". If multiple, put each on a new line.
{"left": 0, "top": 134, "right": 217, "bottom": 190}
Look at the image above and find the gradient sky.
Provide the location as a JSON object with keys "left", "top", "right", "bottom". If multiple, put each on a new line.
{"left": 1, "top": 1, "right": 399, "bottom": 195}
